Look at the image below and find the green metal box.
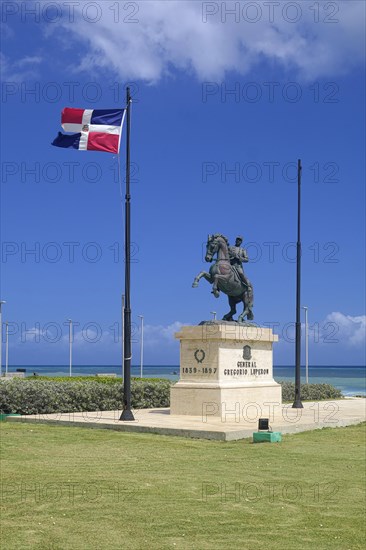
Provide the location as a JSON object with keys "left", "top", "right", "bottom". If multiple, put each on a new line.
{"left": 0, "top": 414, "right": 20, "bottom": 421}
{"left": 253, "top": 431, "right": 282, "bottom": 443}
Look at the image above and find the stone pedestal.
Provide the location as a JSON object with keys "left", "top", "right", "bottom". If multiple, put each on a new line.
{"left": 170, "top": 323, "right": 281, "bottom": 417}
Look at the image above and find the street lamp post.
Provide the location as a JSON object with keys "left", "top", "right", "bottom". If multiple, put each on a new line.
{"left": 138, "top": 315, "right": 144, "bottom": 378}
{"left": 5, "top": 321, "right": 9, "bottom": 376}
{"left": 293, "top": 159, "right": 303, "bottom": 408}
{"left": 68, "top": 319, "right": 73, "bottom": 377}
{"left": 302, "top": 306, "right": 309, "bottom": 384}
{"left": 122, "top": 294, "right": 125, "bottom": 379}
{"left": 0, "top": 301, "right": 6, "bottom": 377}
{"left": 120, "top": 87, "right": 134, "bottom": 421}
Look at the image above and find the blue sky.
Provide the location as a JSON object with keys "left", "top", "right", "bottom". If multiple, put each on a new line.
{"left": 0, "top": 0, "right": 365, "bottom": 366}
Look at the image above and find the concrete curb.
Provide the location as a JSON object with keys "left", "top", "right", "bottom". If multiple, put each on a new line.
{"left": 5, "top": 399, "right": 365, "bottom": 441}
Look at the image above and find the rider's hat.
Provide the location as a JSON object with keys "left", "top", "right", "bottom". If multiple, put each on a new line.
{"left": 236, "top": 235, "right": 243, "bottom": 242}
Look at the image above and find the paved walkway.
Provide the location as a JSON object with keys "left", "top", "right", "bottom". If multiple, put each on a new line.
{"left": 7, "top": 398, "right": 365, "bottom": 440}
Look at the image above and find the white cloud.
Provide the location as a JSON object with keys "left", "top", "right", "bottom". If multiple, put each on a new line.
{"left": 323, "top": 312, "right": 366, "bottom": 347}
{"left": 8, "top": 315, "right": 364, "bottom": 365}
{"left": 1, "top": 53, "right": 43, "bottom": 82}
{"left": 0, "top": 22, "right": 14, "bottom": 40}
{"left": 68, "top": 328, "right": 116, "bottom": 348}
{"left": 45, "top": 0, "right": 365, "bottom": 82}
{"left": 16, "top": 56, "right": 43, "bottom": 68}
{"left": 275, "top": 312, "right": 365, "bottom": 349}
{"left": 20, "top": 326, "right": 45, "bottom": 340}
{"left": 143, "top": 321, "right": 187, "bottom": 347}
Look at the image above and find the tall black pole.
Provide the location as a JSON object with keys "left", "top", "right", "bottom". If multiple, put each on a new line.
{"left": 293, "top": 159, "right": 303, "bottom": 408}
{"left": 120, "top": 87, "right": 134, "bottom": 421}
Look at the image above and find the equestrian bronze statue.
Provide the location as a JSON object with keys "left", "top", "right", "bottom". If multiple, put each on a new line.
{"left": 192, "top": 234, "right": 254, "bottom": 322}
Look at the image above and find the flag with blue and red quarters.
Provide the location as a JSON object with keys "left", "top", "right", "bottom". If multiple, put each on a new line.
{"left": 52, "top": 107, "right": 126, "bottom": 154}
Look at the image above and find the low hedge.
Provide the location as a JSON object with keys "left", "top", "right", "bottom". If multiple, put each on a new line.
{"left": 0, "top": 378, "right": 172, "bottom": 415}
{"left": 280, "top": 381, "right": 343, "bottom": 402}
{"left": 29, "top": 376, "right": 168, "bottom": 384}
{"left": 0, "top": 378, "right": 343, "bottom": 415}
{"left": 31, "top": 375, "right": 123, "bottom": 384}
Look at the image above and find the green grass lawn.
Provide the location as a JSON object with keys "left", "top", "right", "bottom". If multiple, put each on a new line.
{"left": 1, "top": 422, "right": 365, "bottom": 550}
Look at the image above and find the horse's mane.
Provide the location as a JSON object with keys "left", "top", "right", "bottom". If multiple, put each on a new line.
{"left": 213, "top": 233, "right": 229, "bottom": 246}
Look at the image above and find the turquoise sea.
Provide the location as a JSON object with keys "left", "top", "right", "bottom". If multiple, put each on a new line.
{"left": 5, "top": 365, "right": 366, "bottom": 397}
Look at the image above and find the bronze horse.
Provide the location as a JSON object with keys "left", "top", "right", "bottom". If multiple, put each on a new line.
{"left": 192, "top": 234, "right": 254, "bottom": 322}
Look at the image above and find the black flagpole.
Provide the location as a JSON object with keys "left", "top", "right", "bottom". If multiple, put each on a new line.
{"left": 120, "top": 87, "right": 134, "bottom": 421}
{"left": 293, "top": 159, "right": 304, "bottom": 408}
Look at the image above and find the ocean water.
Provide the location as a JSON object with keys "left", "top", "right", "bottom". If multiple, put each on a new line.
{"left": 4, "top": 365, "right": 366, "bottom": 396}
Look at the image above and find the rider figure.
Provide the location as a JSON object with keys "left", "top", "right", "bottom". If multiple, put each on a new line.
{"left": 229, "top": 236, "right": 252, "bottom": 291}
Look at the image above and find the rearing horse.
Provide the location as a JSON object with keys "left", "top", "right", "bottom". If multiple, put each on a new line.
{"left": 192, "top": 234, "right": 254, "bottom": 322}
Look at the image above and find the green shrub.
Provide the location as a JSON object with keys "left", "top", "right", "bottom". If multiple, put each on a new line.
{"left": 32, "top": 376, "right": 123, "bottom": 385}
{"left": 0, "top": 378, "right": 343, "bottom": 415}
{"left": 0, "top": 378, "right": 172, "bottom": 415}
{"left": 279, "top": 381, "right": 343, "bottom": 402}
{"left": 31, "top": 376, "right": 166, "bottom": 384}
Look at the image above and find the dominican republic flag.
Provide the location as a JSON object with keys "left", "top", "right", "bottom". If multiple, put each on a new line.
{"left": 52, "top": 107, "right": 125, "bottom": 154}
